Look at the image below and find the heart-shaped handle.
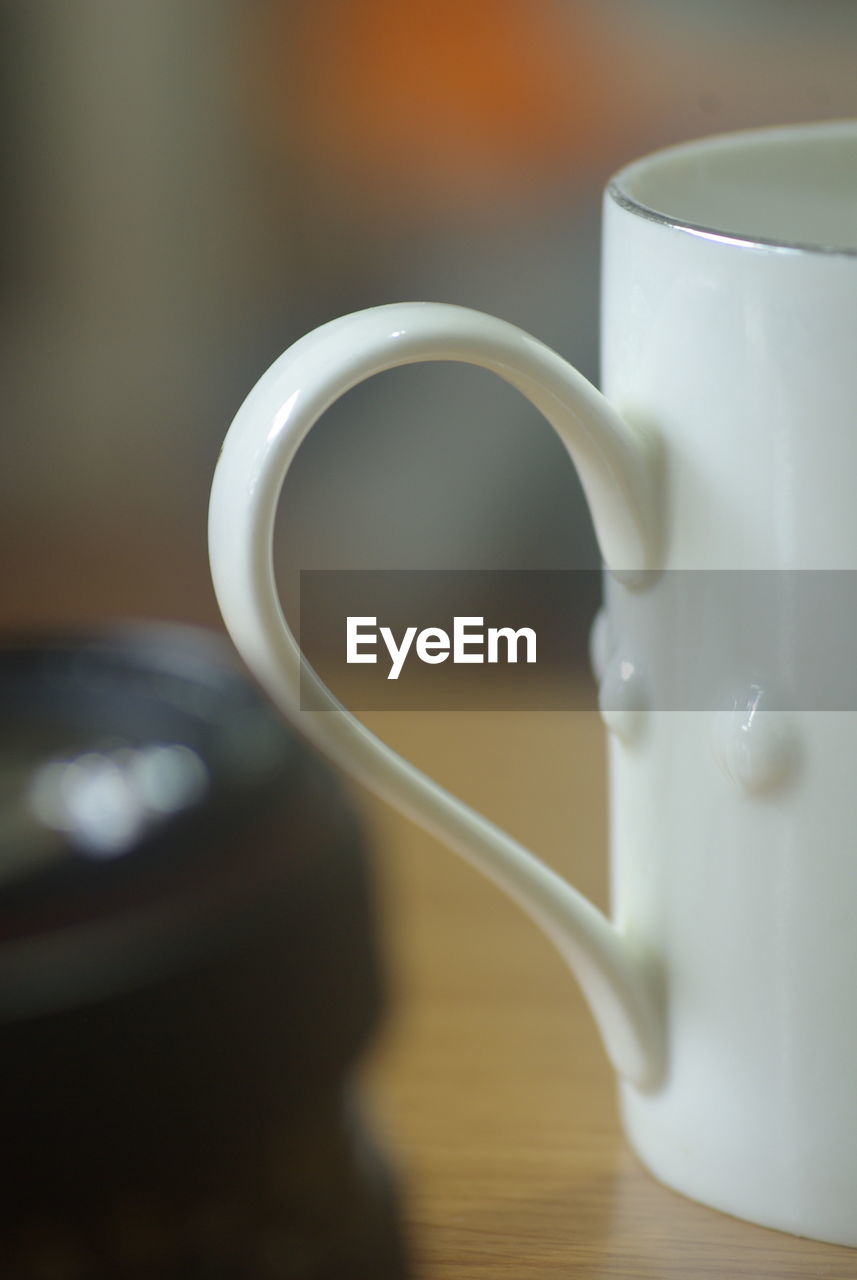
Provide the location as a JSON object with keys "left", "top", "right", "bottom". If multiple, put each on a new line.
{"left": 209, "top": 302, "right": 664, "bottom": 1089}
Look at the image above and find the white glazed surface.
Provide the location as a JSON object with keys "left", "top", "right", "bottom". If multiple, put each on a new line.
{"left": 209, "top": 122, "right": 857, "bottom": 1245}
{"left": 601, "top": 126, "right": 857, "bottom": 1245}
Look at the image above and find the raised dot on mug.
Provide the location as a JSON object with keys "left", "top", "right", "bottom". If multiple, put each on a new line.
{"left": 588, "top": 608, "right": 611, "bottom": 684}
{"left": 711, "top": 704, "right": 798, "bottom": 795}
{"left": 598, "top": 654, "right": 647, "bottom": 744}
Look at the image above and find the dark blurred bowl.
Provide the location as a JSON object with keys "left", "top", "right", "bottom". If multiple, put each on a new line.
{"left": 0, "top": 624, "right": 408, "bottom": 1279}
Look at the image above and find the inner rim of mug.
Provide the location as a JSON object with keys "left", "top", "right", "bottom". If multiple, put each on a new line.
{"left": 609, "top": 120, "right": 857, "bottom": 256}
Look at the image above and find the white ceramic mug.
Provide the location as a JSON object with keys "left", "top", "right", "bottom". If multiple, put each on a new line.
{"left": 209, "top": 121, "right": 857, "bottom": 1246}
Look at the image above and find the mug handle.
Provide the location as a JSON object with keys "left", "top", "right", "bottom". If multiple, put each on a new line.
{"left": 209, "top": 302, "right": 663, "bottom": 1088}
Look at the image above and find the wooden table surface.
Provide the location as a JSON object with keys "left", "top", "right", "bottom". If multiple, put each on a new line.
{"left": 359, "top": 698, "right": 857, "bottom": 1279}
{"left": 3, "top": 525, "right": 856, "bottom": 1278}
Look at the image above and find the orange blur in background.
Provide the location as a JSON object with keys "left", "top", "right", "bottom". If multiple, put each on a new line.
{"left": 257, "top": 0, "right": 646, "bottom": 214}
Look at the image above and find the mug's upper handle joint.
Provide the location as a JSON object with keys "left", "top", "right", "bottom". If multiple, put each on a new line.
{"left": 255, "top": 304, "right": 661, "bottom": 575}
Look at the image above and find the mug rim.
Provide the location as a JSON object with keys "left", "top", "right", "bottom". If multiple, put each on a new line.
{"left": 608, "top": 119, "right": 857, "bottom": 258}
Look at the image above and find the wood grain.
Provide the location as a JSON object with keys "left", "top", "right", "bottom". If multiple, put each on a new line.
{"left": 361, "top": 701, "right": 857, "bottom": 1279}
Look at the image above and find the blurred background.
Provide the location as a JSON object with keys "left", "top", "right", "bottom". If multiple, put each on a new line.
{"left": 2, "top": 0, "right": 857, "bottom": 642}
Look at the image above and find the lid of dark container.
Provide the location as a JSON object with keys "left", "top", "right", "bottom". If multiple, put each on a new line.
{"left": 0, "top": 624, "right": 379, "bottom": 1035}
